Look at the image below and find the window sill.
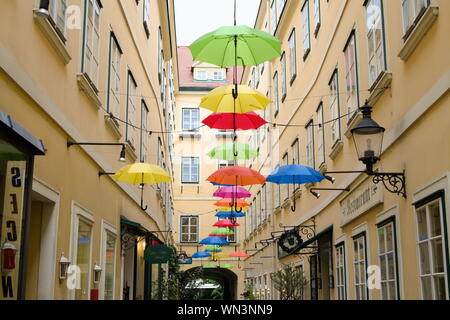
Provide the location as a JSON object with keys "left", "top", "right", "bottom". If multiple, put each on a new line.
{"left": 179, "top": 132, "right": 201, "bottom": 139}
{"left": 215, "top": 132, "right": 235, "bottom": 139}
{"left": 344, "top": 111, "right": 363, "bottom": 138}
{"left": 329, "top": 139, "right": 343, "bottom": 160}
{"left": 76, "top": 73, "right": 102, "bottom": 109}
{"left": 303, "top": 48, "right": 311, "bottom": 61}
{"left": 274, "top": 206, "right": 282, "bottom": 215}
{"left": 314, "top": 23, "right": 321, "bottom": 38}
{"left": 33, "top": 9, "right": 71, "bottom": 65}
{"left": 367, "top": 71, "right": 392, "bottom": 107}
{"left": 289, "top": 74, "right": 297, "bottom": 86}
{"left": 281, "top": 93, "right": 287, "bottom": 103}
{"left": 104, "top": 114, "right": 122, "bottom": 139}
{"left": 281, "top": 198, "right": 291, "bottom": 209}
{"left": 399, "top": 6, "right": 439, "bottom": 61}
{"left": 125, "top": 141, "right": 137, "bottom": 162}
{"left": 294, "top": 187, "right": 302, "bottom": 200}
{"left": 318, "top": 162, "right": 327, "bottom": 174}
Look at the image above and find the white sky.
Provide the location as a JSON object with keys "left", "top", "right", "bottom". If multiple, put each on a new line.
{"left": 174, "top": 0, "right": 261, "bottom": 46}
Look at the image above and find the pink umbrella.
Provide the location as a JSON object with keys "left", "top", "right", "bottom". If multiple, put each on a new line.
{"left": 213, "top": 186, "right": 252, "bottom": 199}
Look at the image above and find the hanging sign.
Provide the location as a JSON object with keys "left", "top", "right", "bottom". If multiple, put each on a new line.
{"left": 1, "top": 161, "right": 26, "bottom": 300}
{"left": 177, "top": 252, "right": 192, "bottom": 265}
{"left": 144, "top": 245, "right": 173, "bottom": 264}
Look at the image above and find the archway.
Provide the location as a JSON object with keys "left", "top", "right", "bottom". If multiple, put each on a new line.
{"left": 184, "top": 267, "right": 238, "bottom": 300}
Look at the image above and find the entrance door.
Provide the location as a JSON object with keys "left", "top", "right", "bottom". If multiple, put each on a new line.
{"left": 318, "top": 231, "right": 333, "bottom": 300}
{"left": 122, "top": 239, "right": 136, "bottom": 300}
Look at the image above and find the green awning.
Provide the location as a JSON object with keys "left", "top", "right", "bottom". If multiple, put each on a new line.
{"left": 120, "top": 217, "right": 143, "bottom": 229}
{"left": 284, "top": 226, "right": 333, "bottom": 255}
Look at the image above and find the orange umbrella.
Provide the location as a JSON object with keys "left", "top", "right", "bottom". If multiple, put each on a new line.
{"left": 207, "top": 166, "right": 265, "bottom": 186}
{"left": 214, "top": 198, "right": 249, "bottom": 208}
{"left": 229, "top": 251, "right": 250, "bottom": 258}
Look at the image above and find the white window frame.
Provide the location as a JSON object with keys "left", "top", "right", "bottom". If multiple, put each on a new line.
{"left": 182, "top": 108, "right": 200, "bottom": 132}
{"left": 313, "top": 0, "right": 321, "bottom": 35}
{"left": 181, "top": 157, "right": 200, "bottom": 184}
{"left": 180, "top": 216, "right": 199, "bottom": 243}
{"left": 402, "top": 0, "right": 430, "bottom": 37}
{"left": 335, "top": 242, "right": 347, "bottom": 300}
{"left": 306, "top": 121, "right": 315, "bottom": 169}
{"left": 344, "top": 31, "right": 360, "bottom": 122}
{"left": 280, "top": 52, "right": 287, "bottom": 100}
{"left": 273, "top": 71, "right": 279, "bottom": 115}
{"left": 301, "top": 0, "right": 311, "bottom": 58}
{"left": 82, "top": 0, "right": 101, "bottom": 88}
{"left": 353, "top": 233, "right": 368, "bottom": 300}
{"left": 270, "top": 0, "right": 277, "bottom": 34}
{"left": 126, "top": 72, "right": 138, "bottom": 148}
{"left": 140, "top": 100, "right": 149, "bottom": 162}
{"left": 48, "top": 0, "right": 68, "bottom": 37}
{"left": 100, "top": 220, "right": 117, "bottom": 300}
{"left": 107, "top": 32, "right": 122, "bottom": 117}
{"left": 316, "top": 102, "right": 325, "bottom": 167}
{"left": 377, "top": 219, "right": 399, "bottom": 300}
{"left": 329, "top": 70, "right": 341, "bottom": 145}
{"left": 288, "top": 29, "right": 297, "bottom": 82}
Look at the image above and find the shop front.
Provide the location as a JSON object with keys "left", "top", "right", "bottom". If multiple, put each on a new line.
{"left": 0, "top": 110, "right": 45, "bottom": 300}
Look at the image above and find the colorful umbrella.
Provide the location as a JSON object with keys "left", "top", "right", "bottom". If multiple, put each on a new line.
{"left": 199, "top": 236, "right": 230, "bottom": 246}
{"left": 202, "top": 112, "right": 267, "bottom": 131}
{"left": 220, "top": 264, "right": 235, "bottom": 269}
{"left": 209, "top": 227, "right": 235, "bottom": 237}
{"left": 207, "top": 166, "right": 266, "bottom": 187}
{"left": 216, "top": 207, "right": 247, "bottom": 212}
{"left": 199, "top": 85, "right": 271, "bottom": 114}
{"left": 205, "top": 245, "right": 223, "bottom": 253}
{"left": 266, "top": 164, "right": 327, "bottom": 212}
{"left": 208, "top": 143, "right": 259, "bottom": 161}
{"left": 215, "top": 211, "right": 246, "bottom": 219}
{"left": 192, "top": 251, "right": 212, "bottom": 258}
{"left": 210, "top": 253, "right": 230, "bottom": 260}
{"left": 229, "top": 251, "right": 250, "bottom": 258}
{"left": 189, "top": 25, "right": 281, "bottom": 67}
{"left": 213, "top": 186, "right": 252, "bottom": 199}
{"left": 202, "top": 264, "right": 218, "bottom": 269}
{"left": 213, "top": 219, "right": 240, "bottom": 228}
{"left": 214, "top": 198, "right": 249, "bottom": 208}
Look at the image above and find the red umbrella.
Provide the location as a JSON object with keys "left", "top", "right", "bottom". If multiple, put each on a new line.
{"left": 207, "top": 166, "right": 266, "bottom": 186}
{"left": 213, "top": 219, "right": 240, "bottom": 227}
{"left": 229, "top": 251, "right": 250, "bottom": 258}
{"left": 202, "top": 112, "right": 267, "bottom": 130}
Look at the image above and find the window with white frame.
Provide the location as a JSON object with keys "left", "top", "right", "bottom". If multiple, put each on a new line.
{"left": 329, "top": 71, "right": 341, "bottom": 145}
{"left": 281, "top": 52, "right": 287, "bottom": 100}
{"left": 107, "top": 33, "right": 121, "bottom": 117}
{"left": 181, "top": 157, "right": 199, "bottom": 184}
{"left": 313, "top": 0, "right": 321, "bottom": 34}
{"left": 140, "top": 100, "right": 149, "bottom": 162}
{"left": 252, "top": 198, "right": 257, "bottom": 232}
{"left": 182, "top": 108, "right": 200, "bottom": 131}
{"left": 261, "top": 184, "right": 267, "bottom": 220}
{"left": 270, "top": 0, "right": 277, "bottom": 34}
{"left": 291, "top": 139, "right": 300, "bottom": 191}
{"left": 218, "top": 160, "right": 236, "bottom": 170}
{"left": 306, "top": 121, "right": 315, "bottom": 169}
{"left": 195, "top": 70, "right": 207, "bottom": 81}
{"left": 415, "top": 194, "right": 448, "bottom": 300}
{"left": 336, "top": 243, "right": 347, "bottom": 300}
{"left": 102, "top": 230, "right": 116, "bottom": 300}
{"left": 213, "top": 70, "right": 224, "bottom": 81}
{"left": 377, "top": 219, "right": 399, "bottom": 300}
{"left": 227, "top": 226, "right": 237, "bottom": 243}
{"left": 301, "top": 0, "right": 311, "bottom": 58}
{"left": 365, "top": 0, "right": 387, "bottom": 87}
{"left": 273, "top": 169, "right": 281, "bottom": 209}
{"left": 282, "top": 153, "right": 289, "bottom": 201}
{"left": 82, "top": 0, "right": 101, "bottom": 88}
{"left": 158, "top": 27, "right": 163, "bottom": 81}
{"left": 256, "top": 191, "right": 261, "bottom": 226}
{"left": 402, "top": 0, "right": 430, "bottom": 37}
{"left": 143, "top": 0, "right": 151, "bottom": 37}
{"left": 288, "top": 29, "right": 297, "bottom": 82}
{"left": 273, "top": 72, "right": 279, "bottom": 115}
{"left": 353, "top": 234, "right": 368, "bottom": 300}
{"left": 46, "top": 0, "right": 68, "bottom": 38}
{"left": 180, "top": 216, "right": 199, "bottom": 243}
{"left": 277, "top": 0, "right": 286, "bottom": 20}
{"left": 344, "top": 31, "right": 360, "bottom": 122}
{"left": 316, "top": 102, "right": 325, "bottom": 166}
{"left": 126, "top": 72, "right": 138, "bottom": 148}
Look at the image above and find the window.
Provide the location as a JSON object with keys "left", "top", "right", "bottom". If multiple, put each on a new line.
{"left": 107, "top": 33, "right": 122, "bottom": 117}
{"left": 336, "top": 243, "right": 347, "bottom": 300}
{"left": 377, "top": 219, "right": 399, "bottom": 300}
{"left": 291, "top": 139, "right": 300, "bottom": 191}
{"left": 218, "top": 160, "right": 236, "bottom": 170}
{"left": 353, "top": 234, "right": 367, "bottom": 300}
{"left": 195, "top": 70, "right": 207, "bottom": 81}
{"left": 182, "top": 108, "right": 200, "bottom": 131}
{"left": 140, "top": 101, "right": 149, "bottom": 162}
{"left": 365, "top": 0, "right": 387, "bottom": 87}
{"left": 158, "top": 27, "right": 163, "bottom": 81}
{"left": 306, "top": 121, "right": 315, "bottom": 169}
{"left": 143, "top": 0, "right": 150, "bottom": 37}
{"left": 313, "top": 0, "right": 321, "bottom": 35}
{"left": 82, "top": 0, "right": 101, "bottom": 88}
{"left": 180, "top": 216, "right": 199, "bottom": 243}
{"left": 256, "top": 191, "right": 261, "bottom": 226}
{"left": 329, "top": 71, "right": 341, "bottom": 145}
{"left": 273, "top": 167, "right": 281, "bottom": 210}
{"left": 126, "top": 72, "right": 138, "bottom": 148}
{"left": 301, "top": 0, "right": 311, "bottom": 59}
{"left": 273, "top": 72, "right": 279, "bottom": 116}
{"left": 282, "top": 153, "right": 289, "bottom": 201}
{"left": 288, "top": 29, "right": 297, "bottom": 83}
{"left": 402, "top": 0, "right": 430, "bottom": 36}
{"left": 277, "top": 0, "right": 286, "bottom": 21}
{"left": 344, "top": 31, "right": 360, "bottom": 122}
{"left": 213, "top": 71, "right": 224, "bottom": 81}
{"left": 415, "top": 193, "right": 448, "bottom": 300}
{"left": 103, "top": 231, "right": 116, "bottom": 300}
{"left": 74, "top": 217, "right": 93, "bottom": 300}
{"left": 181, "top": 157, "right": 199, "bottom": 183}
{"left": 261, "top": 184, "right": 267, "bottom": 220}
{"left": 47, "top": 0, "right": 68, "bottom": 38}
{"left": 227, "top": 226, "right": 237, "bottom": 243}
{"left": 270, "top": 0, "right": 277, "bottom": 34}
{"left": 280, "top": 52, "right": 287, "bottom": 101}
{"left": 316, "top": 103, "right": 325, "bottom": 166}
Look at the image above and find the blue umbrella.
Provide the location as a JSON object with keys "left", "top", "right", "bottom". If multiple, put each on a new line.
{"left": 192, "top": 251, "right": 212, "bottom": 258}
{"left": 199, "top": 236, "right": 230, "bottom": 246}
{"left": 215, "top": 211, "right": 246, "bottom": 218}
{"left": 266, "top": 165, "right": 331, "bottom": 212}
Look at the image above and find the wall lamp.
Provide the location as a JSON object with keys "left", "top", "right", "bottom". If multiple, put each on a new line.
{"left": 36, "top": 0, "right": 50, "bottom": 18}
{"left": 309, "top": 187, "right": 350, "bottom": 199}
{"left": 67, "top": 141, "right": 126, "bottom": 162}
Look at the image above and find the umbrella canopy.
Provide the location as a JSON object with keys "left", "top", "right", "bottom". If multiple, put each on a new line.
{"left": 210, "top": 253, "right": 230, "bottom": 260}
{"left": 220, "top": 264, "right": 235, "bottom": 269}
{"left": 213, "top": 186, "right": 252, "bottom": 199}
{"left": 205, "top": 245, "right": 222, "bottom": 253}
{"left": 215, "top": 211, "right": 246, "bottom": 219}
{"left": 199, "top": 236, "right": 230, "bottom": 246}
{"left": 213, "top": 219, "right": 240, "bottom": 228}
{"left": 209, "top": 227, "right": 235, "bottom": 237}
{"left": 192, "top": 251, "right": 212, "bottom": 258}
{"left": 229, "top": 251, "right": 250, "bottom": 258}
{"left": 189, "top": 25, "right": 281, "bottom": 67}
{"left": 214, "top": 198, "right": 249, "bottom": 208}
{"left": 202, "top": 264, "right": 218, "bottom": 269}
{"left": 266, "top": 165, "right": 325, "bottom": 185}
{"left": 202, "top": 112, "right": 267, "bottom": 131}
{"left": 113, "top": 163, "right": 171, "bottom": 184}
{"left": 216, "top": 207, "right": 247, "bottom": 212}
{"left": 207, "top": 166, "right": 266, "bottom": 186}
{"left": 199, "top": 85, "right": 271, "bottom": 114}
{"left": 208, "top": 143, "right": 259, "bottom": 161}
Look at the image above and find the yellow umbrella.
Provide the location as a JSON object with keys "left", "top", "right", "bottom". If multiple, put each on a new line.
{"left": 210, "top": 253, "right": 230, "bottom": 260}
{"left": 113, "top": 162, "right": 171, "bottom": 210}
{"left": 199, "top": 85, "right": 271, "bottom": 114}
{"left": 217, "top": 207, "right": 247, "bottom": 212}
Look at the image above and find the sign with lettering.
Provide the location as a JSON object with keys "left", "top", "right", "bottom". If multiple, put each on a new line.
{"left": 144, "top": 245, "right": 174, "bottom": 264}
{"left": 1, "top": 161, "right": 26, "bottom": 300}
{"left": 177, "top": 252, "right": 192, "bottom": 265}
{"left": 340, "top": 176, "right": 383, "bottom": 227}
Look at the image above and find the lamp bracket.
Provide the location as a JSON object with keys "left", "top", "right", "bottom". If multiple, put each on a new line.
{"left": 369, "top": 170, "right": 406, "bottom": 198}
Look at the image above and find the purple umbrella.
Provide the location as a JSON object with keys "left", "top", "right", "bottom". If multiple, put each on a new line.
{"left": 213, "top": 186, "right": 252, "bottom": 199}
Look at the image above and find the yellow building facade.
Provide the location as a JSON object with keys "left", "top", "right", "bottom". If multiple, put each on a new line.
{"left": 0, "top": 0, "right": 177, "bottom": 300}
{"left": 241, "top": 0, "right": 450, "bottom": 300}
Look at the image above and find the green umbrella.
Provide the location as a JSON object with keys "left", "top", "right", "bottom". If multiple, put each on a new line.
{"left": 202, "top": 264, "right": 218, "bottom": 269}
{"left": 205, "top": 245, "right": 223, "bottom": 253}
{"left": 189, "top": 25, "right": 281, "bottom": 67}
{"left": 208, "top": 142, "right": 259, "bottom": 160}
{"left": 210, "top": 227, "right": 235, "bottom": 236}
{"left": 220, "top": 264, "right": 235, "bottom": 269}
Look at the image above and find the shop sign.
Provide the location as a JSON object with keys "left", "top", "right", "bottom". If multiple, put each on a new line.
{"left": 177, "top": 252, "right": 192, "bottom": 265}
{"left": 340, "top": 176, "right": 383, "bottom": 227}
{"left": 144, "top": 245, "right": 174, "bottom": 264}
{"left": 1, "top": 161, "right": 26, "bottom": 300}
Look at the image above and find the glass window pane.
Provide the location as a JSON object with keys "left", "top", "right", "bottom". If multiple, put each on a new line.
{"left": 429, "top": 201, "right": 442, "bottom": 237}
{"left": 75, "top": 219, "right": 92, "bottom": 300}
{"left": 104, "top": 233, "right": 116, "bottom": 300}
{"left": 434, "top": 276, "right": 447, "bottom": 300}
{"left": 417, "top": 207, "right": 428, "bottom": 241}
{"left": 419, "top": 242, "right": 431, "bottom": 275}
{"left": 421, "top": 276, "right": 433, "bottom": 299}
{"left": 431, "top": 238, "right": 444, "bottom": 274}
